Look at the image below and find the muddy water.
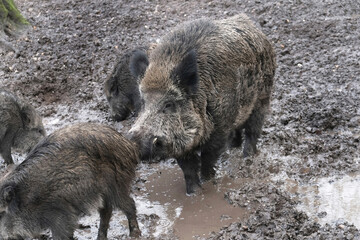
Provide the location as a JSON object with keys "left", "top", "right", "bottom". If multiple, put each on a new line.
{"left": 283, "top": 172, "right": 360, "bottom": 228}
{"left": 140, "top": 162, "right": 252, "bottom": 239}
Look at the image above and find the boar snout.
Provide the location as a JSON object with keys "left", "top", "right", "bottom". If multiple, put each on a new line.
{"left": 130, "top": 132, "right": 165, "bottom": 161}
{"left": 113, "top": 111, "right": 130, "bottom": 122}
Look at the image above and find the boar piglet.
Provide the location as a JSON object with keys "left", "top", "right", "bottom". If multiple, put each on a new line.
{"left": 0, "top": 123, "right": 141, "bottom": 240}
{"left": 104, "top": 44, "right": 156, "bottom": 121}
{"left": 129, "top": 14, "right": 276, "bottom": 194}
{"left": 0, "top": 89, "right": 46, "bottom": 165}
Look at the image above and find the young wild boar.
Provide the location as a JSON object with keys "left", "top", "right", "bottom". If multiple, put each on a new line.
{"left": 0, "top": 89, "right": 46, "bottom": 165}
{"left": 104, "top": 44, "right": 156, "bottom": 121}
{"left": 0, "top": 123, "right": 141, "bottom": 239}
{"left": 129, "top": 14, "right": 276, "bottom": 194}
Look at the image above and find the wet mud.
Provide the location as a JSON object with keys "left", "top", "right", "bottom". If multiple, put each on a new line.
{"left": 137, "top": 162, "right": 253, "bottom": 239}
{"left": 1, "top": 0, "right": 360, "bottom": 239}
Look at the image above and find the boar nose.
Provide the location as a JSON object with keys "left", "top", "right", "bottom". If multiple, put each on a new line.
{"left": 129, "top": 133, "right": 165, "bottom": 160}
{"left": 151, "top": 136, "right": 164, "bottom": 153}
{"left": 113, "top": 113, "right": 126, "bottom": 122}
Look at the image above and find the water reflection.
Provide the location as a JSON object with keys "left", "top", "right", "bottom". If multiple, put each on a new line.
{"left": 284, "top": 173, "right": 360, "bottom": 227}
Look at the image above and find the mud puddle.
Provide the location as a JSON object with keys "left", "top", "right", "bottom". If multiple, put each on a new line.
{"left": 282, "top": 172, "right": 360, "bottom": 228}
{"left": 137, "top": 161, "right": 253, "bottom": 239}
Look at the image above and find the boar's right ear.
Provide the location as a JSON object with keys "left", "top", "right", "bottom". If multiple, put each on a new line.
{"left": 129, "top": 50, "right": 149, "bottom": 80}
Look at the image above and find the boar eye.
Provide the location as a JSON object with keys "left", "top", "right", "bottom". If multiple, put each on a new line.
{"left": 38, "top": 128, "right": 45, "bottom": 135}
{"left": 162, "top": 101, "right": 176, "bottom": 114}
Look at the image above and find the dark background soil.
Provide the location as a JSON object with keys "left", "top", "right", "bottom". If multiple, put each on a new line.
{"left": 1, "top": 0, "right": 359, "bottom": 239}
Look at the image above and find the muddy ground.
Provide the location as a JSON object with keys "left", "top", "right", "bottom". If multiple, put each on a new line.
{"left": 1, "top": 0, "right": 360, "bottom": 239}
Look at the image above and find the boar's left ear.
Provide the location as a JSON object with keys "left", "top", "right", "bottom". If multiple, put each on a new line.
{"left": 173, "top": 49, "right": 198, "bottom": 96}
{"left": 21, "top": 105, "right": 35, "bottom": 126}
{"left": 129, "top": 50, "right": 149, "bottom": 80}
{"left": 1, "top": 184, "right": 15, "bottom": 204}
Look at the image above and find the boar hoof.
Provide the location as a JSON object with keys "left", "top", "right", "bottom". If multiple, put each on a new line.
{"left": 200, "top": 167, "right": 216, "bottom": 182}
{"left": 130, "top": 228, "right": 141, "bottom": 238}
{"left": 185, "top": 177, "right": 202, "bottom": 195}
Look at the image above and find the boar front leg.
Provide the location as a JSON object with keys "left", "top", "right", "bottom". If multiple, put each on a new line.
{"left": 0, "top": 128, "right": 16, "bottom": 165}
{"left": 177, "top": 152, "right": 201, "bottom": 194}
{"left": 200, "top": 131, "right": 228, "bottom": 181}
{"left": 119, "top": 195, "right": 141, "bottom": 238}
{"left": 51, "top": 229, "right": 75, "bottom": 240}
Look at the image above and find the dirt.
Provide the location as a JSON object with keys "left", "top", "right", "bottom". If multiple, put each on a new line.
{"left": 1, "top": 0, "right": 360, "bottom": 239}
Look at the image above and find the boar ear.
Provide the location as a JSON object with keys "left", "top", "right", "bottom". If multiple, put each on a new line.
{"left": 107, "top": 78, "right": 119, "bottom": 96}
{"left": 129, "top": 50, "right": 149, "bottom": 80}
{"left": 2, "top": 185, "right": 15, "bottom": 204}
{"left": 21, "top": 105, "right": 34, "bottom": 125}
{"left": 174, "top": 50, "right": 198, "bottom": 96}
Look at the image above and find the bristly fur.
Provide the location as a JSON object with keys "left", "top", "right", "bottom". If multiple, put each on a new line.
{"left": 104, "top": 45, "right": 154, "bottom": 121}
{"left": 129, "top": 14, "right": 276, "bottom": 194}
{"left": 0, "top": 89, "right": 46, "bottom": 165}
{"left": 0, "top": 123, "right": 141, "bottom": 239}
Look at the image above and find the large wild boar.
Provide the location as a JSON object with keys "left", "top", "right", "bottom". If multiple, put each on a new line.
{"left": 104, "top": 44, "right": 156, "bottom": 121}
{"left": 0, "top": 89, "right": 46, "bottom": 165}
{"left": 0, "top": 123, "right": 141, "bottom": 239}
{"left": 129, "top": 14, "right": 276, "bottom": 194}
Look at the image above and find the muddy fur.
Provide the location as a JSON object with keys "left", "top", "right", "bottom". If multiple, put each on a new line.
{"left": 0, "top": 123, "right": 141, "bottom": 239}
{"left": 129, "top": 14, "right": 276, "bottom": 194}
{"left": 0, "top": 89, "right": 46, "bottom": 165}
{"left": 104, "top": 44, "right": 156, "bottom": 121}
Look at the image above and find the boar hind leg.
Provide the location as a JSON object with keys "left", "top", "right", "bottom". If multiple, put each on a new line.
{"left": 177, "top": 152, "right": 201, "bottom": 194}
{"left": 200, "top": 132, "right": 228, "bottom": 181}
{"left": 119, "top": 195, "right": 141, "bottom": 237}
{"left": 243, "top": 98, "right": 270, "bottom": 157}
{"left": 97, "top": 200, "right": 113, "bottom": 240}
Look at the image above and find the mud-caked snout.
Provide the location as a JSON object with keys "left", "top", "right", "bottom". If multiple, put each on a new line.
{"left": 112, "top": 109, "right": 131, "bottom": 122}
{"left": 130, "top": 131, "right": 167, "bottom": 162}
{"left": 109, "top": 96, "right": 133, "bottom": 121}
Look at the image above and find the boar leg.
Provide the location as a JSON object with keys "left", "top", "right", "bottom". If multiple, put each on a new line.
{"left": 230, "top": 125, "right": 244, "bottom": 148}
{"left": 97, "top": 200, "right": 113, "bottom": 240}
{"left": 51, "top": 229, "right": 75, "bottom": 240}
{"left": 119, "top": 195, "right": 141, "bottom": 237}
{"left": 243, "top": 98, "right": 269, "bottom": 157}
{"left": 177, "top": 152, "right": 201, "bottom": 194}
{"left": 50, "top": 211, "right": 76, "bottom": 240}
{"left": 200, "top": 132, "right": 228, "bottom": 181}
{"left": 0, "top": 128, "right": 15, "bottom": 164}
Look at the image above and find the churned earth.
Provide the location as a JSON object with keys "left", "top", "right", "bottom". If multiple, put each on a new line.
{"left": 1, "top": 0, "right": 359, "bottom": 239}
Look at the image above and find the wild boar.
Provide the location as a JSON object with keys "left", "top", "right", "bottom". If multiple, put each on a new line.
{"left": 0, "top": 123, "right": 141, "bottom": 239}
{"left": 129, "top": 14, "right": 276, "bottom": 194}
{"left": 104, "top": 44, "right": 156, "bottom": 121}
{"left": 0, "top": 89, "right": 46, "bottom": 165}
